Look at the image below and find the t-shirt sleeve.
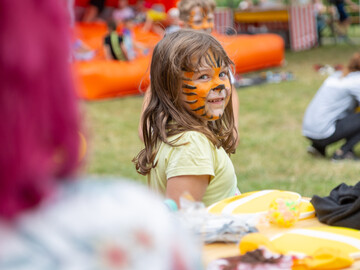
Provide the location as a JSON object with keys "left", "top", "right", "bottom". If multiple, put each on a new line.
{"left": 166, "top": 132, "right": 215, "bottom": 179}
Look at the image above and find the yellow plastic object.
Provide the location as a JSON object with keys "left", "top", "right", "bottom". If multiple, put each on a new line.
{"left": 307, "top": 247, "right": 354, "bottom": 269}
{"left": 234, "top": 9, "right": 289, "bottom": 23}
{"left": 293, "top": 247, "right": 354, "bottom": 270}
{"left": 239, "top": 232, "right": 355, "bottom": 270}
{"left": 239, "top": 232, "right": 279, "bottom": 255}
{"left": 271, "top": 226, "right": 360, "bottom": 258}
{"left": 268, "top": 197, "right": 300, "bottom": 227}
{"left": 207, "top": 190, "right": 315, "bottom": 220}
{"left": 299, "top": 198, "right": 316, "bottom": 219}
{"left": 147, "top": 9, "right": 167, "bottom": 21}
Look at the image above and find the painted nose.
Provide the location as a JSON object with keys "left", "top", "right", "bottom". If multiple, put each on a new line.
{"left": 212, "top": 75, "right": 226, "bottom": 89}
{"left": 212, "top": 84, "right": 225, "bottom": 92}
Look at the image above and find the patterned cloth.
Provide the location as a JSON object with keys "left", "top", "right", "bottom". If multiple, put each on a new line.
{"left": 0, "top": 178, "right": 202, "bottom": 270}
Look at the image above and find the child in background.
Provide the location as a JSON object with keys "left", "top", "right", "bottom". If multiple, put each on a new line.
{"left": 112, "top": 0, "right": 134, "bottom": 25}
{"left": 104, "top": 19, "right": 148, "bottom": 61}
{"left": 104, "top": 20, "right": 128, "bottom": 61}
{"left": 82, "top": 0, "right": 106, "bottom": 22}
{"left": 122, "top": 18, "right": 149, "bottom": 60}
{"left": 134, "top": 29, "right": 240, "bottom": 207}
{"left": 64, "top": 0, "right": 96, "bottom": 61}
{"left": 177, "top": 0, "right": 215, "bottom": 33}
{"left": 113, "top": 0, "right": 135, "bottom": 24}
{"left": 165, "top": 7, "right": 181, "bottom": 34}
{"left": 328, "top": 0, "right": 359, "bottom": 38}
{"left": 133, "top": 0, "right": 148, "bottom": 24}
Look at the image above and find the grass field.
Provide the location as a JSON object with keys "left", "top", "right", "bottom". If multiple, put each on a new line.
{"left": 81, "top": 43, "right": 360, "bottom": 199}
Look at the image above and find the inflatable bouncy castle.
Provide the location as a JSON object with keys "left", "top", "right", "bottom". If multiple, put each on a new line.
{"left": 73, "top": 1, "right": 284, "bottom": 100}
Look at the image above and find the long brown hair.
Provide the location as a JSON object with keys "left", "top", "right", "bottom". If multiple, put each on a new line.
{"left": 133, "top": 29, "right": 237, "bottom": 175}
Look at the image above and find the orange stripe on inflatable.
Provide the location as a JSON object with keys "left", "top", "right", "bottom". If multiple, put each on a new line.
{"left": 73, "top": 23, "right": 284, "bottom": 100}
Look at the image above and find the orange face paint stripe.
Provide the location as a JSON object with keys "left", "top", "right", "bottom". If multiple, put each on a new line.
{"left": 205, "top": 52, "right": 216, "bottom": 68}
{"left": 185, "top": 100, "right": 198, "bottom": 104}
{"left": 205, "top": 52, "right": 222, "bottom": 69}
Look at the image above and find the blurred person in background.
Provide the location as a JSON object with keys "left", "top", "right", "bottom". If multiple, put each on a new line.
{"left": 82, "top": 0, "right": 106, "bottom": 22}
{"left": 177, "top": 0, "right": 215, "bottom": 34}
{"left": 302, "top": 52, "right": 360, "bottom": 161}
{"left": 165, "top": 7, "right": 181, "bottom": 34}
{"left": 0, "top": 0, "right": 202, "bottom": 269}
{"left": 104, "top": 20, "right": 128, "bottom": 61}
{"left": 328, "top": 0, "right": 359, "bottom": 38}
{"left": 113, "top": 0, "right": 135, "bottom": 25}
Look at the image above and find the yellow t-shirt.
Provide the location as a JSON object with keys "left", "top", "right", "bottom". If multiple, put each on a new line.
{"left": 148, "top": 131, "right": 239, "bottom": 206}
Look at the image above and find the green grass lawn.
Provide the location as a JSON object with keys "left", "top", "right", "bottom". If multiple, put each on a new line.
{"left": 81, "top": 43, "right": 360, "bottom": 198}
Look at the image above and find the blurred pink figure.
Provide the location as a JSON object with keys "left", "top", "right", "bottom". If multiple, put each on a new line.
{"left": 0, "top": 0, "right": 201, "bottom": 269}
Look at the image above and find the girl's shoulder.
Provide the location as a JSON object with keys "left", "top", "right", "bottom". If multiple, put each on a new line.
{"left": 170, "top": 130, "right": 211, "bottom": 145}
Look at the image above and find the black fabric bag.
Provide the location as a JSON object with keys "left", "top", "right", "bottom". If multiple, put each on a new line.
{"left": 311, "top": 182, "right": 360, "bottom": 229}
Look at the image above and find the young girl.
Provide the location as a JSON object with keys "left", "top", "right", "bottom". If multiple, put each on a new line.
{"left": 138, "top": 0, "right": 240, "bottom": 146}
{"left": 134, "top": 29, "right": 239, "bottom": 207}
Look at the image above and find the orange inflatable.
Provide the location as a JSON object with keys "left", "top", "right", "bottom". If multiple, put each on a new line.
{"left": 73, "top": 23, "right": 284, "bottom": 100}
{"left": 216, "top": 33, "right": 285, "bottom": 74}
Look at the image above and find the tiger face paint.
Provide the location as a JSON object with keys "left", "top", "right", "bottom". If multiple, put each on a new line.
{"left": 187, "top": 6, "right": 214, "bottom": 33}
{"left": 181, "top": 52, "right": 231, "bottom": 121}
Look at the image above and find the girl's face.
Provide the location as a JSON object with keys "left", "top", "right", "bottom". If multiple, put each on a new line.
{"left": 186, "top": 6, "right": 214, "bottom": 33}
{"left": 180, "top": 51, "right": 231, "bottom": 121}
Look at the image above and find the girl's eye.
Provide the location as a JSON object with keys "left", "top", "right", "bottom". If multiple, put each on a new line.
{"left": 219, "top": 72, "right": 227, "bottom": 78}
{"left": 199, "top": 74, "right": 209, "bottom": 80}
